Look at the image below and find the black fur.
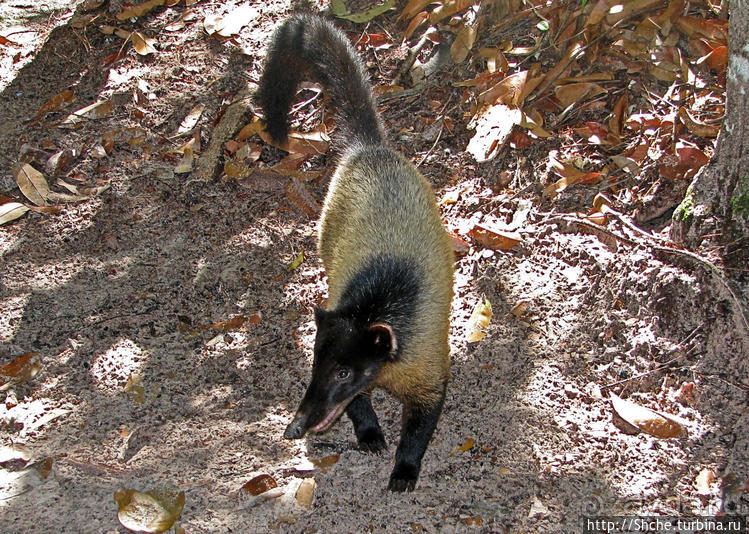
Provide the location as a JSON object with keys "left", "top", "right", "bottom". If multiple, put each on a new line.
{"left": 336, "top": 256, "right": 420, "bottom": 357}
{"left": 257, "top": 13, "right": 385, "bottom": 148}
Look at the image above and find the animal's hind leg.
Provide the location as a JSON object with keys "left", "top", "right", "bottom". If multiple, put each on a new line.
{"left": 388, "top": 387, "right": 446, "bottom": 492}
{"left": 346, "top": 394, "right": 386, "bottom": 453}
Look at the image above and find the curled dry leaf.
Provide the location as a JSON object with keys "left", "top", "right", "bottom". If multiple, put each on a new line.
{"left": 59, "top": 99, "right": 112, "bottom": 129}
{"left": 466, "top": 298, "right": 492, "bottom": 343}
{"left": 0, "top": 202, "right": 30, "bottom": 225}
{"left": 178, "top": 104, "right": 204, "bottom": 134}
{"left": 287, "top": 250, "right": 305, "bottom": 272}
{"left": 468, "top": 224, "right": 522, "bottom": 251}
{"left": 132, "top": 32, "right": 157, "bottom": 55}
{"left": 610, "top": 393, "right": 683, "bottom": 438}
{"left": 241, "top": 474, "right": 278, "bottom": 496}
{"left": 678, "top": 107, "right": 720, "bottom": 138}
{"left": 295, "top": 478, "right": 316, "bottom": 509}
{"left": 115, "top": 488, "right": 185, "bottom": 533}
{"left": 117, "top": 0, "right": 165, "bottom": 20}
{"left": 450, "top": 25, "right": 477, "bottom": 64}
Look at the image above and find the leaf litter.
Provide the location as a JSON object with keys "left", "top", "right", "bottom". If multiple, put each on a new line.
{"left": 0, "top": 0, "right": 746, "bottom": 532}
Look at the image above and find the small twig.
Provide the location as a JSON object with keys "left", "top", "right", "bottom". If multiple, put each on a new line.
{"left": 416, "top": 122, "right": 443, "bottom": 168}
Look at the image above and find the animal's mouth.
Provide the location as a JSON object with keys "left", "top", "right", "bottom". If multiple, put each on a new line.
{"left": 311, "top": 401, "right": 348, "bottom": 433}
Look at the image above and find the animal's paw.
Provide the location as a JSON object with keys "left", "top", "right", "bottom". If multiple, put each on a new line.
{"left": 387, "top": 463, "right": 418, "bottom": 492}
{"left": 357, "top": 427, "right": 387, "bottom": 453}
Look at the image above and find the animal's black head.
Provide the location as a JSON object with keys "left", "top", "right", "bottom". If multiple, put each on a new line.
{"left": 283, "top": 308, "right": 397, "bottom": 439}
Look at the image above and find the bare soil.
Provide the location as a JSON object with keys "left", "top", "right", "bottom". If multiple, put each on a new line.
{"left": 1, "top": 1, "right": 747, "bottom": 533}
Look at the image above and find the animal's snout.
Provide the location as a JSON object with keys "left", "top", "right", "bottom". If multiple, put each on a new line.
{"left": 283, "top": 415, "right": 307, "bottom": 439}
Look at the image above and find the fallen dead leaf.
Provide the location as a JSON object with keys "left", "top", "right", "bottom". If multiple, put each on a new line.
{"left": 178, "top": 104, "right": 204, "bottom": 134}
{"left": 13, "top": 164, "right": 50, "bottom": 206}
{"left": 610, "top": 393, "right": 683, "bottom": 438}
{"left": 286, "top": 250, "right": 305, "bottom": 272}
{"left": 132, "top": 32, "right": 157, "bottom": 55}
{"left": 35, "top": 89, "right": 74, "bottom": 120}
{"left": 468, "top": 224, "right": 522, "bottom": 251}
{"left": 115, "top": 488, "right": 185, "bottom": 533}
{"left": 466, "top": 298, "right": 492, "bottom": 343}
{"left": 0, "top": 202, "right": 30, "bottom": 225}
{"left": 295, "top": 478, "right": 316, "bottom": 509}
{"left": 695, "top": 468, "right": 715, "bottom": 495}
{"left": 241, "top": 474, "right": 278, "bottom": 496}
{"left": 117, "top": 0, "right": 165, "bottom": 20}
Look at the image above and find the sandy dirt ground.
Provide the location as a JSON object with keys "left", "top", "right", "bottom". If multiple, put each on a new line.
{"left": 0, "top": 1, "right": 747, "bottom": 533}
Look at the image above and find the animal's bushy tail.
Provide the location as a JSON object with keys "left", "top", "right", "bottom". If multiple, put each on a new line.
{"left": 257, "top": 14, "right": 385, "bottom": 149}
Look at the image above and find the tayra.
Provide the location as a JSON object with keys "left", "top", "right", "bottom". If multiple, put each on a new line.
{"left": 258, "top": 13, "right": 454, "bottom": 492}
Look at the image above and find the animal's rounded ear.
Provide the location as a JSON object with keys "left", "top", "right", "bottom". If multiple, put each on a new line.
{"left": 368, "top": 323, "right": 397, "bottom": 360}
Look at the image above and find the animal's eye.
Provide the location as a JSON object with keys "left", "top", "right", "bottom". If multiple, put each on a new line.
{"left": 335, "top": 367, "right": 351, "bottom": 381}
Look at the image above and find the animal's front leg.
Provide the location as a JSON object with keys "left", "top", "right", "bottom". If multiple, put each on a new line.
{"left": 388, "top": 391, "right": 445, "bottom": 492}
{"left": 346, "top": 393, "right": 386, "bottom": 453}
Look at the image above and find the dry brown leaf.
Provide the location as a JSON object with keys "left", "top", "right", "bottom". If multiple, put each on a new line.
{"left": 178, "top": 104, "right": 204, "bottom": 134}
{"left": 457, "top": 437, "right": 475, "bottom": 452}
{"left": 658, "top": 145, "right": 710, "bottom": 180}
{"left": 450, "top": 25, "right": 476, "bottom": 64}
{"left": 428, "top": 0, "right": 474, "bottom": 24}
{"left": 59, "top": 99, "right": 113, "bottom": 128}
{"left": 241, "top": 474, "right": 278, "bottom": 496}
{"left": 678, "top": 107, "right": 720, "bottom": 138}
{"left": 610, "top": 393, "right": 683, "bottom": 438}
{"left": 0, "top": 35, "right": 19, "bottom": 47}
{"left": 132, "top": 31, "right": 157, "bottom": 55}
{"left": 0, "top": 202, "right": 30, "bottom": 226}
{"left": 115, "top": 488, "right": 185, "bottom": 533}
{"left": 450, "top": 233, "right": 470, "bottom": 256}
{"left": 468, "top": 224, "right": 522, "bottom": 250}
{"left": 295, "top": 478, "right": 316, "bottom": 509}
{"left": 236, "top": 117, "right": 264, "bottom": 140}
{"left": 0, "top": 353, "right": 40, "bottom": 391}
{"left": 479, "top": 70, "right": 528, "bottom": 107}
{"left": 286, "top": 177, "right": 321, "bottom": 216}
{"left": 466, "top": 298, "right": 492, "bottom": 343}
{"left": 117, "top": 0, "right": 165, "bottom": 20}
{"left": 210, "top": 315, "right": 245, "bottom": 330}
{"left": 124, "top": 374, "right": 145, "bottom": 404}
{"left": 398, "top": 0, "right": 432, "bottom": 21}
{"left": 14, "top": 164, "right": 50, "bottom": 206}
{"left": 608, "top": 93, "right": 628, "bottom": 137}
{"left": 554, "top": 82, "right": 607, "bottom": 109}
{"left": 311, "top": 454, "right": 340, "bottom": 470}
{"left": 35, "top": 89, "right": 74, "bottom": 119}
{"left": 403, "top": 11, "right": 429, "bottom": 40}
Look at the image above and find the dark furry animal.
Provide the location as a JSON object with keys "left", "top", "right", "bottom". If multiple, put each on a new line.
{"left": 257, "top": 13, "right": 454, "bottom": 492}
